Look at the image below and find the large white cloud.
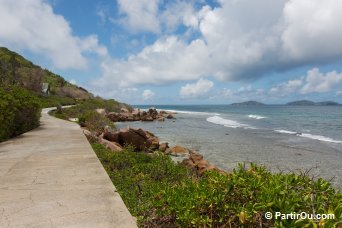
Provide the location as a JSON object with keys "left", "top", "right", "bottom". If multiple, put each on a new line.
{"left": 117, "top": 0, "right": 160, "bottom": 33}
{"left": 282, "top": 0, "right": 342, "bottom": 62}
{"left": 94, "top": 0, "right": 342, "bottom": 91}
{"left": 300, "top": 68, "right": 342, "bottom": 94}
{"left": 180, "top": 78, "right": 214, "bottom": 98}
{"left": 93, "top": 36, "right": 208, "bottom": 88}
{"left": 0, "top": 0, "right": 107, "bottom": 70}
{"left": 267, "top": 68, "right": 342, "bottom": 97}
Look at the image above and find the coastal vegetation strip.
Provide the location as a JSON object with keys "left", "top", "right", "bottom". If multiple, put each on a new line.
{"left": 53, "top": 104, "right": 341, "bottom": 227}
{"left": 91, "top": 143, "right": 341, "bottom": 227}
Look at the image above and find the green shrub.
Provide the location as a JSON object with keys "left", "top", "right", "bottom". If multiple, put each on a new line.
{"left": 78, "top": 111, "right": 115, "bottom": 133}
{"left": 37, "top": 95, "right": 76, "bottom": 108}
{"left": 0, "top": 86, "right": 41, "bottom": 142}
{"left": 153, "top": 164, "right": 341, "bottom": 227}
{"left": 51, "top": 98, "right": 131, "bottom": 119}
{"left": 51, "top": 98, "right": 132, "bottom": 131}
{"left": 91, "top": 144, "right": 342, "bottom": 227}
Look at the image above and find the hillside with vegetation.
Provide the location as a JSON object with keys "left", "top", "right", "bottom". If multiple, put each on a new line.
{"left": 0, "top": 47, "right": 94, "bottom": 107}
{"left": 0, "top": 47, "right": 129, "bottom": 142}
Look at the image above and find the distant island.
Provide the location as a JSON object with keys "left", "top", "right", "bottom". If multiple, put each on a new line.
{"left": 230, "top": 100, "right": 340, "bottom": 106}
{"left": 286, "top": 100, "right": 340, "bottom": 106}
{"left": 231, "top": 101, "right": 265, "bottom": 106}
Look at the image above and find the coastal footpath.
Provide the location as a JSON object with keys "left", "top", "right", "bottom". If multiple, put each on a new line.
{"left": 0, "top": 108, "right": 136, "bottom": 227}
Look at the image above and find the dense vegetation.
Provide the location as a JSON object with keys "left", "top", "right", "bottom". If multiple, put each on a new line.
{"left": 0, "top": 86, "right": 41, "bottom": 142}
{"left": 0, "top": 47, "right": 125, "bottom": 141}
{"left": 92, "top": 143, "right": 341, "bottom": 227}
{"left": 51, "top": 98, "right": 131, "bottom": 133}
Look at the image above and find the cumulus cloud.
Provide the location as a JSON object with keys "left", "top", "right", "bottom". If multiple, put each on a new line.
{"left": 160, "top": 1, "right": 201, "bottom": 31}
{"left": 267, "top": 68, "right": 342, "bottom": 96}
{"left": 0, "top": 0, "right": 107, "bottom": 70}
{"left": 300, "top": 68, "right": 342, "bottom": 94}
{"left": 180, "top": 78, "right": 214, "bottom": 98}
{"left": 117, "top": 0, "right": 160, "bottom": 33}
{"left": 93, "top": 36, "right": 208, "bottom": 87}
{"left": 142, "top": 89, "right": 155, "bottom": 100}
{"left": 270, "top": 79, "right": 303, "bottom": 96}
{"left": 282, "top": 0, "right": 342, "bottom": 62}
{"left": 94, "top": 0, "right": 342, "bottom": 92}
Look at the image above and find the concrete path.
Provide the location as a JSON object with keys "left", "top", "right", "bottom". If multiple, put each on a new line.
{"left": 0, "top": 108, "right": 137, "bottom": 227}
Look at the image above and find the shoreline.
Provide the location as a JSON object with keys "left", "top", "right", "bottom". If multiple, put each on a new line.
{"left": 68, "top": 105, "right": 341, "bottom": 226}
{"left": 116, "top": 111, "right": 342, "bottom": 189}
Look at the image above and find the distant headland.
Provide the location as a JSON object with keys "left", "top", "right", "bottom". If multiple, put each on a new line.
{"left": 230, "top": 100, "right": 340, "bottom": 106}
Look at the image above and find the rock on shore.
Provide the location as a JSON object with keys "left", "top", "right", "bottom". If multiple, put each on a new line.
{"left": 85, "top": 127, "right": 160, "bottom": 152}
{"left": 84, "top": 126, "right": 222, "bottom": 176}
{"left": 106, "top": 107, "right": 175, "bottom": 122}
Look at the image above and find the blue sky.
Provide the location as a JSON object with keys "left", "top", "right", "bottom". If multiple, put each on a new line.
{"left": 1, "top": 0, "right": 342, "bottom": 104}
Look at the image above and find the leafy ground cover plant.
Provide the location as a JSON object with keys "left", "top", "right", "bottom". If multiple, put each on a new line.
{"left": 92, "top": 143, "right": 341, "bottom": 227}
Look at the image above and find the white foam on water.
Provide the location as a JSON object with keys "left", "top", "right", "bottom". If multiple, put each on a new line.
{"left": 162, "top": 109, "right": 221, "bottom": 116}
{"left": 275, "top": 130, "right": 342, "bottom": 144}
{"left": 206, "top": 116, "right": 254, "bottom": 129}
{"left": 299, "top": 133, "right": 342, "bottom": 144}
{"left": 275, "top": 129, "right": 298, "bottom": 134}
{"left": 248, "top": 114, "right": 267, "bottom": 120}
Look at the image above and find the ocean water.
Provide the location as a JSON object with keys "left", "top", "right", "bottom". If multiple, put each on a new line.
{"left": 117, "top": 105, "right": 342, "bottom": 187}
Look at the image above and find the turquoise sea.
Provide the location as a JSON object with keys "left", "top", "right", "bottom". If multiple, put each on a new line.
{"left": 118, "top": 105, "right": 342, "bottom": 187}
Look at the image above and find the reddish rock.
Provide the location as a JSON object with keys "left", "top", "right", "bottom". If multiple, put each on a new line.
{"left": 182, "top": 158, "right": 195, "bottom": 168}
{"left": 83, "top": 130, "right": 99, "bottom": 143}
{"left": 100, "top": 138, "right": 123, "bottom": 152}
{"left": 132, "top": 108, "right": 140, "bottom": 115}
{"left": 118, "top": 128, "right": 159, "bottom": 152}
{"left": 169, "top": 146, "right": 189, "bottom": 156}
{"left": 106, "top": 112, "right": 120, "bottom": 122}
{"left": 120, "top": 107, "right": 130, "bottom": 113}
{"left": 159, "top": 142, "right": 169, "bottom": 152}
{"left": 181, "top": 151, "right": 222, "bottom": 176}
{"left": 189, "top": 152, "right": 203, "bottom": 163}
{"left": 103, "top": 131, "right": 120, "bottom": 143}
{"left": 165, "top": 148, "right": 171, "bottom": 155}
{"left": 196, "top": 159, "right": 209, "bottom": 168}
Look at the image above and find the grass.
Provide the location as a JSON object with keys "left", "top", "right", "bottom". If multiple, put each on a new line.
{"left": 92, "top": 143, "right": 341, "bottom": 227}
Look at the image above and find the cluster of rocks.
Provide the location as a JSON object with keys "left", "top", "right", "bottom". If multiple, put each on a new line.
{"left": 84, "top": 126, "right": 221, "bottom": 176}
{"left": 105, "top": 107, "right": 175, "bottom": 122}
{"left": 84, "top": 127, "right": 159, "bottom": 152}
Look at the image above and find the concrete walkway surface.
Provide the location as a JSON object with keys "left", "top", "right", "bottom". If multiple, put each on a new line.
{"left": 0, "top": 108, "right": 137, "bottom": 227}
